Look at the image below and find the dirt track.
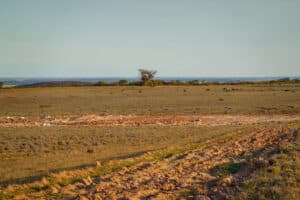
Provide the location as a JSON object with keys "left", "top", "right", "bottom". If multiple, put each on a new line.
{"left": 1, "top": 114, "right": 300, "bottom": 127}
{"left": 17, "top": 126, "right": 297, "bottom": 200}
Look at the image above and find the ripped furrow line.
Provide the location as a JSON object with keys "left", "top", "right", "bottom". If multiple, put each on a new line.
{"left": 0, "top": 114, "right": 300, "bottom": 127}
{"left": 5, "top": 128, "right": 295, "bottom": 200}
{"left": 48, "top": 128, "right": 293, "bottom": 200}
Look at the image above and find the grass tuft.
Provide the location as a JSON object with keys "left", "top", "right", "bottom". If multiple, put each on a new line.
{"left": 211, "top": 162, "right": 244, "bottom": 177}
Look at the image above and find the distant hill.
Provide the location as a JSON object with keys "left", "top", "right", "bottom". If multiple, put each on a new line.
{"left": 18, "top": 81, "right": 94, "bottom": 88}
{"left": 1, "top": 76, "right": 299, "bottom": 88}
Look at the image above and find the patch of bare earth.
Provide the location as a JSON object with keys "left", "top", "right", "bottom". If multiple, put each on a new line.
{"left": 0, "top": 114, "right": 300, "bottom": 127}
{"left": 13, "top": 126, "right": 297, "bottom": 200}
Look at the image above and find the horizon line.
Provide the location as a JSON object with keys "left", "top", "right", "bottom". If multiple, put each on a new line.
{"left": 1, "top": 75, "right": 299, "bottom": 79}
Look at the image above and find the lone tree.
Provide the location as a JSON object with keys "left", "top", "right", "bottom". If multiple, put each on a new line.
{"left": 0, "top": 81, "right": 3, "bottom": 88}
{"left": 139, "top": 69, "right": 157, "bottom": 84}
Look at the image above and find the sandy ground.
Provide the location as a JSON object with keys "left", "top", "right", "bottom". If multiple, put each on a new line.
{"left": 0, "top": 114, "right": 300, "bottom": 127}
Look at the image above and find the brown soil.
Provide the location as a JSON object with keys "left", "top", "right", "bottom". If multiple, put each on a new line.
{"left": 0, "top": 114, "right": 300, "bottom": 127}
{"left": 11, "top": 126, "right": 297, "bottom": 200}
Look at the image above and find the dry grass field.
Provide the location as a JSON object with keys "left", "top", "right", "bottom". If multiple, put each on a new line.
{"left": 0, "top": 125, "right": 241, "bottom": 184}
{"left": 0, "top": 84, "right": 299, "bottom": 116}
{"left": 0, "top": 84, "right": 299, "bottom": 199}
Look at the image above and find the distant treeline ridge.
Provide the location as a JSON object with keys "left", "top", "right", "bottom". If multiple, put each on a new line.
{"left": 1, "top": 77, "right": 299, "bottom": 88}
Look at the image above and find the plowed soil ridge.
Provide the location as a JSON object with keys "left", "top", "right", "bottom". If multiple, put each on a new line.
{"left": 23, "top": 127, "right": 297, "bottom": 200}
{"left": 1, "top": 114, "right": 300, "bottom": 127}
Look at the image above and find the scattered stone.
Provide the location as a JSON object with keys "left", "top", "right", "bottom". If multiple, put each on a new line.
{"left": 14, "top": 194, "right": 28, "bottom": 200}
{"left": 50, "top": 186, "right": 59, "bottom": 194}
{"left": 219, "top": 176, "right": 233, "bottom": 186}
{"left": 6, "top": 185, "right": 15, "bottom": 192}
{"left": 41, "top": 177, "right": 49, "bottom": 185}
{"left": 64, "top": 184, "right": 76, "bottom": 191}
{"left": 78, "top": 195, "right": 89, "bottom": 200}
{"left": 82, "top": 176, "right": 93, "bottom": 186}
{"left": 162, "top": 183, "right": 175, "bottom": 191}
{"left": 96, "top": 161, "right": 102, "bottom": 167}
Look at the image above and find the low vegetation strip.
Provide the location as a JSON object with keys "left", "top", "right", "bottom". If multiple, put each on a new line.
{"left": 0, "top": 114, "right": 300, "bottom": 127}
{"left": 0, "top": 123, "right": 298, "bottom": 199}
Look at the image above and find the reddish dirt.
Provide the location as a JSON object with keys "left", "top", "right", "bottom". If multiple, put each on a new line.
{"left": 0, "top": 114, "right": 300, "bottom": 127}
{"left": 16, "top": 126, "right": 297, "bottom": 200}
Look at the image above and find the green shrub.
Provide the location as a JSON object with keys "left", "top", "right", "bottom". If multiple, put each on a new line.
{"left": 118, "top": 80, "right": 128, "bottom": 86}
{"left": 211, "top": 162, "right": 244, "bottom": 177}
{"left": 96, "top": 80, "right": 107, "bottom": 86}
{"left": 143, "top": 80, "right": 165, "bottom": 86}
{"left": 188, "top": 80, "right": 200, "bottom": 85}
{"left": 109, "top": 82, "right": 119, "bottom": 86}
{"left": 167, "top": 80, "right": 186, "bottom": 85}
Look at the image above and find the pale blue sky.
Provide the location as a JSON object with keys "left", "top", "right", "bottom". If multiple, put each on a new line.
{"left": 0, "top": 0, "right": 299, "bottom": 77}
